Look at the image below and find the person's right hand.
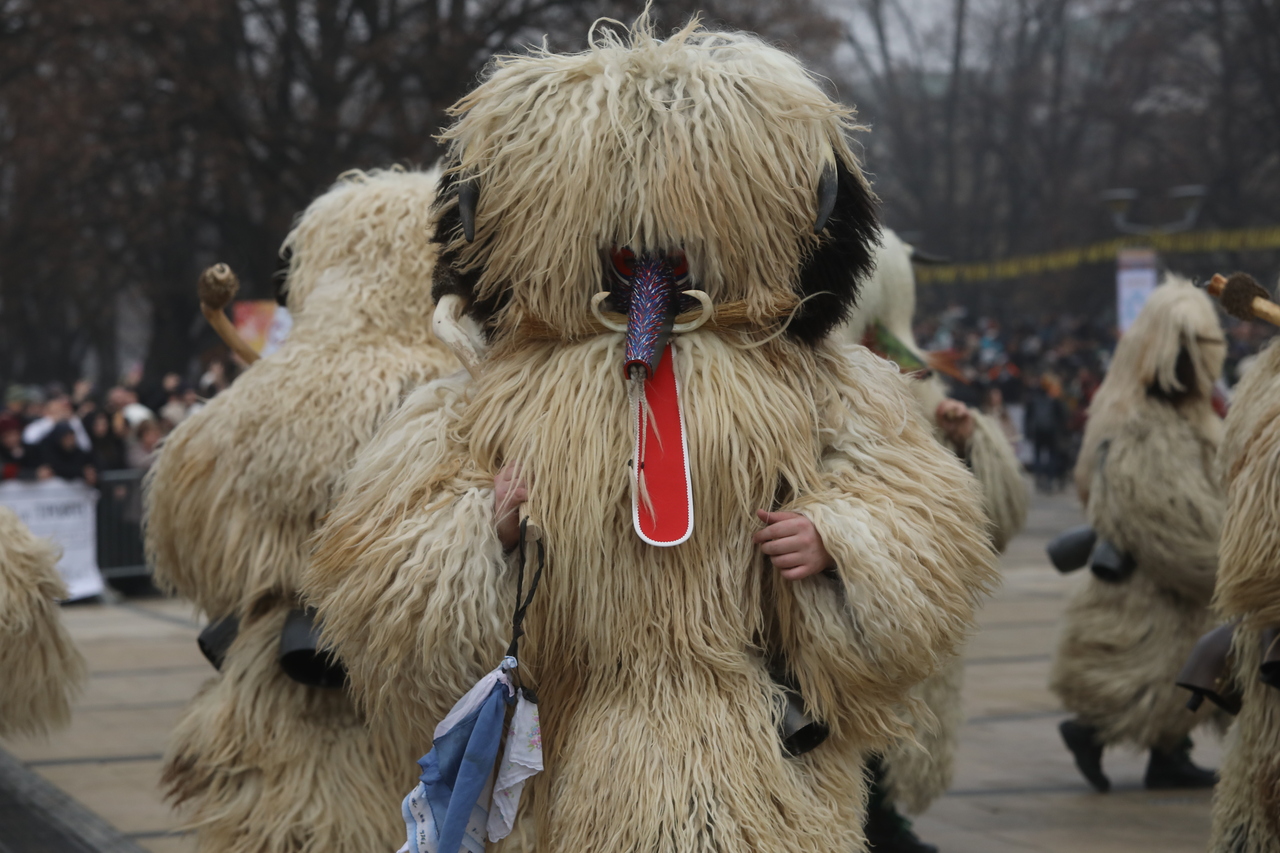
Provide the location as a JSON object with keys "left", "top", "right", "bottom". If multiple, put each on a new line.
{"left": 935, "top": 399, "right": 975, "bottom": 449}
{"left": 494, "top": 462, "right": 529, "bottom": 551}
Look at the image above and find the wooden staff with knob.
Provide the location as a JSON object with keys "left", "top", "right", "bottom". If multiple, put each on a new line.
{"left": 198, "top": 264, "right": 261, "bottom": 365}
{"left": 1205, "top": 272, "right": 1280, "bottom": 328}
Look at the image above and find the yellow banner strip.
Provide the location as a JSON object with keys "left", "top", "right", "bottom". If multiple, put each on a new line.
{"left": 915, "top": 225, "right": 1280, "bottom": 285}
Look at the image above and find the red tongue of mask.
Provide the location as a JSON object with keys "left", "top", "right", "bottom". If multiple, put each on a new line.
{"left": 630, "top": 344, "right": 693, "bottom": 546}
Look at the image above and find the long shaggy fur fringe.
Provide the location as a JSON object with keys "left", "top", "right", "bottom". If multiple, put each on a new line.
{"left": 433, "top": 16, "right": 878, "bottom": 342}
{"left": 828, "top": 230, "right": 1022, "bottom": 814}
{"left": 146, "top": 169, "right": 458, "bottom": 853}
{"left": 1216, "top": 338, "right": 1280, "bottom": 626}
{"left": 162, "top": 601, "right": 411, "bottom": 853}
{"left": 833, "top": 229, "right": 919, "bottom": 352}
{"left": 308, "top": 335, "right": 998, "bottom": 853}
{"left": 1208, "top": 337, "right": 1280, "bottom": 852}
{"left": 1052, "top": 276, "right": 1225, "bottom": 749}
{"left": 0, "top": 507, "right": 86, "bottom": 737}
{"left": 834, "top": 228, "right": 1028, "bottom": 552}
{"left": 882, "top": 655, "right": 965, "bottom": 814}
{"left": 145, "top": 168, "right": 457, "bottom": 618}
{"left": 1209, "top": 626, "right": 1280, "bottom": 852}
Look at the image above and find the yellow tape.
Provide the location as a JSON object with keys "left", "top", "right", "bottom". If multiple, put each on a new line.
{"left": 915, "top": 226, "right": 1280, "bottom": 285}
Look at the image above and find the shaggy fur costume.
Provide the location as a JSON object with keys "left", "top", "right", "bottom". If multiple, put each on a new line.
{"left": 1209, "top": 338, "right": 1280, "bottom": 852}
{"left": 834, "top": 229, "right": 1027, "bottom": 552}
{"left": 307, "top": 21, "right": 997, "bottom": 853}
{"left": 163, "top": 600, "right": 407, "bottom": 853}
{"left": 1050, "top": 277, "right": 1225, "bottom": 749}
{"left": 833, "top": 229, "right": 1025, "bottom": 814}
{"left": 144, "top": 169, "right": 457, "bottom": 853}
{"left": 0, "top": 506, "right": 85, "bottom": 737}
{"left": 146, "top": 168, "right": 457, "bottom": 618}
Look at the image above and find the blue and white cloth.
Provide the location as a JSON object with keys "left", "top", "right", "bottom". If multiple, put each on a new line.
{"left": 398, "top": 662, "right": 542, "bottom": 853}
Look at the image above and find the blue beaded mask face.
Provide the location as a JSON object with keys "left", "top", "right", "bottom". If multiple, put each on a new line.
{"left": 606, "top": 247, "right": 694, "bottom": 380}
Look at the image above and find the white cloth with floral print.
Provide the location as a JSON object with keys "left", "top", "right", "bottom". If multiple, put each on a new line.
{"left": 487, "top": 691, "right": 542, "bottom": 841}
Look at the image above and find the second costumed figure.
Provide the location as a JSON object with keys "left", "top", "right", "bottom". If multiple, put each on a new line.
{"left": 307, "top": 18, "right": 999, "bottom": 853}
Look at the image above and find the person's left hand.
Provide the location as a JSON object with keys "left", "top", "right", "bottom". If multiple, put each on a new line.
{"left": 494, "top": 462, "right": 528, "bottom": 551}
{"left": 753, "top": 509, "right": 835, "bottom": 581}
{"left": 935, "top": 399, "right": 975, "bottom": 449}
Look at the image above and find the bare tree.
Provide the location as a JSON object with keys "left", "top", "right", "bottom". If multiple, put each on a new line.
{"left": 0, "top": 0, "right": 840, "bottom": 388}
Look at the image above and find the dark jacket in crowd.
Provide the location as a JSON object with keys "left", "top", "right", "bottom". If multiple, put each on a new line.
{"left": 37, "top": 423, "right": 95, "bottom": 481}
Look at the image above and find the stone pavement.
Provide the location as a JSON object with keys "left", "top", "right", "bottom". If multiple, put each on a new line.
{"left": 0, "top": 488, "right": 1224, "bottom": 852}
{"left": 1, "top": 596, "right": 204, "bottom": 853}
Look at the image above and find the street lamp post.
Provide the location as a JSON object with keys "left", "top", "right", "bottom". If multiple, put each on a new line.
{"left": 1101, "top": 185, "right": 1207, "bottom": 331}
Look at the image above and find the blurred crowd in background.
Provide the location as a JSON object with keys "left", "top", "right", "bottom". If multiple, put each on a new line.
{"left": 5, "top": 302, "right": 1274, "bottom": 497}
{"left": 925, "top": 306, "right": 1272, "bottom": 492}
{"left": 0, "top": 357, "right": 240, "bottom": 488}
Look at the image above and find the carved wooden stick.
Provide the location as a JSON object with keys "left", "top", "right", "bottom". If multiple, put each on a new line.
{"left": 1206, "top": 272, "right": 1280, "bottom": 327}
{"left": 197, "top": 264, "right": 261, "bottom": 365}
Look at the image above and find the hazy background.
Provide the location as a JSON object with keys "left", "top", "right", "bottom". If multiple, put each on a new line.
{"left": 3, "top": 0, "right": 1277, "bottom": 386}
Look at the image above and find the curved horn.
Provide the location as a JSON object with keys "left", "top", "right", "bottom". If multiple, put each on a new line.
{"left": 590, "top": 292, "right": 628, "bottom": 333}
{"left": 457, "top": 179, "right": 479, "bottom": 243}
{"left": 197, "top": 264, "right": 260, "bottom": 365}
{"left": 672, "top": 290, "right": 715, "bottom": 333}
{"left": 814, "top": 162, "right": 838, "bottom": 234}
{"left": 432, "top": 294, "right": 488, "bottom": 375}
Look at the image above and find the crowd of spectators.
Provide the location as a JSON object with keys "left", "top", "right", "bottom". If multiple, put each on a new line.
{"left": 920, "top": 304, "right": 1269, "bottom": 492}
{"left": 4, "top": 305, "right": 1270, "bottom": 499}
{"left": 0, "top": 360, "right": 236, "bottom": 487}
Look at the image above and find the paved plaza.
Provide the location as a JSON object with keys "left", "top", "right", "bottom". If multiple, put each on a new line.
{"left": 1, "top": 487, "right": 1225, "bottom": 852}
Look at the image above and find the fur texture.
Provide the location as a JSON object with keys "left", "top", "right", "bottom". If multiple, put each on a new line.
{"left": 1208, "top": 337, "right": 1280, "bottom": 852}
{"left": 1210, "top": 626, "right": 1280, "bottom": 852}
{"left": 1216, "top": 338, "right": 1280, "bottom": 626}
{"left": 833, "top": 229, "right": 919, "bottom": 352}
{"left": 162, "top": 600, "right": 413, "bottom": 853}
{"left": 0, "top": 506, "right": 86, "bottom": 737}
{"left": 831, "top": 229, "right": 1024, "bottom": 814}
{"left": 146, "top": 168, "right": 458, "bottom": 618}
{"left": 880, "top": 654, "right": 965, "bottom": 815}
{"left": 144, "top": 169, "right": 457, "bottom": 853}
{"left": 1051, "top": 276, "right": 1225, "bottom": 749}
{"left": 832, "top": 227, "right": 1028, "bottom": 552}
{"left": 309, "top": 337, "right": 999, "bottom": 853}
{"left": 309, "top": 22, "right": 995, "bottom": 853}
{"left": 431, "top": 19, "right": 880, "bottom": 344}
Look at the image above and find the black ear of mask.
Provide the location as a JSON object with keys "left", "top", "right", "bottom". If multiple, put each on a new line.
{"left": 429, "top": 158, "right": 881, "bottom": 342}
{"left": 1148, "top": 346, "right": 1199, "bottom": 402}
{"left": 430, "top": 165, "right": 508, "bottom": 332}
{"left": 789, "top": 158, "right": 881, "bottom": 345}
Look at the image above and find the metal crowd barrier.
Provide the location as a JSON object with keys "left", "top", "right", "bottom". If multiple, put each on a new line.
{"left": 96, "top": 468, "right": 148, "bottom": 580}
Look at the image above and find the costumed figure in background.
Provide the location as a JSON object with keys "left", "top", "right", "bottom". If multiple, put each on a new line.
{"left": 1049, "top": 276, "right": 1225, "bottom": 792}
{"left": 306, "top": 18, "right": 998, "bottom": 853}
{"left": 832, "top": 229, "right": 1026, "bottom": 852}
{"left": 144, "top": 169, "right": 457, "bottom": 853}
{"left": 1195, "top": 273, "right": 1280, "bottom": 852}
{"left": 0, "top": 506, "right": 86, "bottom": 737}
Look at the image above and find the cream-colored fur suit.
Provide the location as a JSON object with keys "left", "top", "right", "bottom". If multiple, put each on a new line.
{"left": 144, "top": 169, "right": 457, "bottom": 853}
{"left": 833, "top": 230, "right": 1025, "bottom": 814}
{"left": 834, "top": 229, "right": 1028, "bottom": 553}
{"left": 307, "top": 21, "right": 998, "bottom": 853}
{"left": 1050, "top": 277, "right": 1225, "bottom": 749}
{"left": 0, "top": 506, "right": 85, "bottom": 737}
{"left": 1210, "top": 338, "right": 1280, "bottom": 853}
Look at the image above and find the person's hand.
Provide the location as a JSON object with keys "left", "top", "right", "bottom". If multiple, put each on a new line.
{"left": 935, "top": 399, "right": 975, "bottom": 449}
{"left": 494, "top": 462, "right": 528, "bottom": 551}
{"left": 36, "top": 465, "right": 53, "bottom": 480}
{"left": 753, "top": 509, "right": 834, "bottom": 581}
